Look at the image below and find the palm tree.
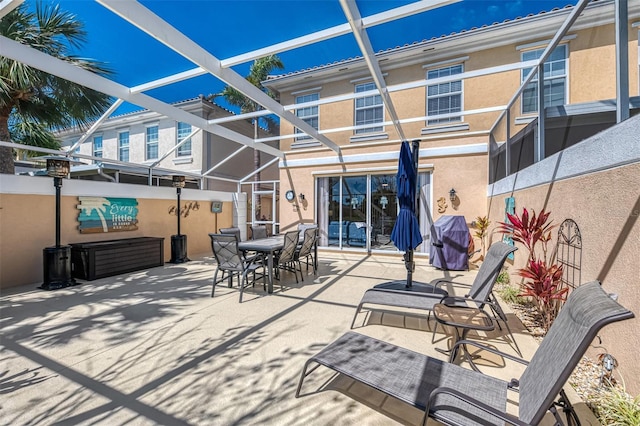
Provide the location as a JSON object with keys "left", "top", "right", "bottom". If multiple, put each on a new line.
{"left": 217, "top": 55, "right": 284, "bottom": 218}
{"left": 0, "top": 2, "right": 113, "bottom": 174}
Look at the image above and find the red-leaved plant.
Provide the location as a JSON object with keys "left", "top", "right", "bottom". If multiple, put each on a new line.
{"left": 498, "top": 208, "right": 567, "bottom": 331}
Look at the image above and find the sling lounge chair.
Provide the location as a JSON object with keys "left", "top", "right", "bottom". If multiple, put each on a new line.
{"left": 297, "top": 281, "right": 634, "bottom": 426}
{"left": 351, "top": 242, "right": 519, "bottom": 352}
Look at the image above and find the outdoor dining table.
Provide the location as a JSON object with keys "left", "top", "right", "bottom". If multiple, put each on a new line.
{"left": 238, "top": 235, "right": 284, "bottom": 294}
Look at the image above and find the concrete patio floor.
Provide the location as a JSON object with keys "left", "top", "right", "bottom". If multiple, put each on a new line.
{"left": 0, "top": 252, "right": 599, "bottom": 425}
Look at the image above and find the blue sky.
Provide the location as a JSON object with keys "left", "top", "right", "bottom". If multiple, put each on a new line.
{"left": 44, "top": 0, "right": 576, "bottom": 115}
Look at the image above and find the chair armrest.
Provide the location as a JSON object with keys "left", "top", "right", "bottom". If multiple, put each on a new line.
{"left": 428, "top": 386, "right": 531, "bottom": 426}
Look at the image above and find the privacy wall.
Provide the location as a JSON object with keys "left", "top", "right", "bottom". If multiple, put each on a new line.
{"left": 0, "top": 175, "right": 242, "bottom": 290}
{"left": 486, "top": 115, "right": 640, "bottom": 395}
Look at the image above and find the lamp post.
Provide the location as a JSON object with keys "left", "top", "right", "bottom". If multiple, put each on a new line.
{"left": 170, "top": 175, "right": 189, "bottom": 263}
{"left": 41, "top": 156, "right": 76, "bottom": 290}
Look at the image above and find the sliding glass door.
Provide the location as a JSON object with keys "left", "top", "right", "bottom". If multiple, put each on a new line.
{"left": 317, "top": 173, "right": 431, "bottom": 252}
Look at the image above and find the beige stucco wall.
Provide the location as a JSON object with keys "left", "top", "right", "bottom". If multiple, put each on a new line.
{"left": 487, "top": 162, "right": 640, "bottom": 395}
{"left": 0, "top": 175, "right": 238, "bottom": 289}
{"left": 277, "top": 20, "right": 639, "bottom": 154}
{"left": 279, "top": 135, "right": 490, "bottom": 233}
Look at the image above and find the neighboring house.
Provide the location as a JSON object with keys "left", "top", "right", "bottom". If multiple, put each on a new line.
{"left": 57, "top": 96, "right": 279, "bottom": 193}
{"left": 264, "top": 0, "right": 640, "bottom": 253}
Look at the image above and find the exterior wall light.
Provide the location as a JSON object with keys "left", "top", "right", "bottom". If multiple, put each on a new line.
{"left": 449, "top": 188, "right": 457, "bottom": 202}
{"left": 298, "top": 193, "right": 305, "bottom": 201}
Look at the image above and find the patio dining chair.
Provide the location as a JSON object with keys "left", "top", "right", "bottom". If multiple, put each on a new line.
{"left": 209, "top": 233, "right": 265, "bottom": 303}
{"left": 275, "top": 230, "right": 302, "bottom": 284}
{"left": 295, "top": 226, "right": 317, "bottom": 277}
{"left": 350, "top": 242, "right": 520, "bottom": 354}
{"left": 250, "top": 224, "right": 268, "bottom": 240}
{"left": 297, "top": 281, "right": 634, "bottom": 426}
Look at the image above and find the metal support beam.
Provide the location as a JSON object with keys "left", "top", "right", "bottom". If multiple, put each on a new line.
{"left": 536, "top": 63, "right": 545, "bottom": 162}
{"left": 0, "top": 0, "right": 23, "bottom": 20}
{"left": 98, "top": 0, "right": 341, "bottom": 153}
{"left": 489, "top": 0, "right": 591, "bottom": 133}
{"left": 340, "top": 0, "right": 406, "bottom": 141}
{"left": 616, "top": 0, "right": 629, "bottom": 122}
{"left": 68, "top": 99, "right": 124, "bottom": 153}
{"left": 149, "top": 128, "right": 202, "bottom": 168}
{"left": 0, "top": 35, "right": 283, "bottom": 159}
{"left": 203, "top": 145, "right": 249, "bottom": 176}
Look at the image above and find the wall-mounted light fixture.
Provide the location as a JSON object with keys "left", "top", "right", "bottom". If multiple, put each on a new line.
{"left": 298, "top": 193, "right": 305, "bottom": 202}
{"left": 449, "top": 188, "right": 457, "bottom": 202}
{"left": 170, "top": 175, "right": 189, "bottom": 264}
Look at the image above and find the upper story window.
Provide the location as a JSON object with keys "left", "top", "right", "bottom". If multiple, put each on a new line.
{"left": 176, "top": 122, "right": 192, "bottom": 157}
{"left": 295, "top": 92, "right": 319, "bottom": 141}
{"left": 146, "top": 125, "right": 159, "bottom": 160}
{"left": 118, "top": 131, "right": 129, "bottom": 162}
{"left": 426, "top": 64, "right": 463, "bottom": 125}
{"left": 93, "top": 135, "right": 103, "bottom": 161}
{"left": 521, "top": 45, "right": 568, "bottom": 114}
{"left": 354, "top": 82, "right": 383, "bottom": 134}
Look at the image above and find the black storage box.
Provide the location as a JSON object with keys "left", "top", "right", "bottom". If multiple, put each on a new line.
{"left": 71, "top": 237, "right": 164, "bottom": 281}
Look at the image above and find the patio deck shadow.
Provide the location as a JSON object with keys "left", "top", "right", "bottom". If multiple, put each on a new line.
{"left": 0, "top": 252, "right": 598, "bottom": 425}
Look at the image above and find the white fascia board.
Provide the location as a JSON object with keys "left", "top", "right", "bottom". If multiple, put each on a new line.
{"left": 280, "top": 143, "right": 487, "bottom": 168}
{"left": 98, "top": 0, "right": 340, "bottom": 154}
{"left": 0, "top": 35, "right": 282, "bottom": 159}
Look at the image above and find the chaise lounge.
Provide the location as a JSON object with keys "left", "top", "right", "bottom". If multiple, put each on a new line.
{"left": 296, "top": 281, "right": 634, "bottom": 426}
{"left": 351, "top": 242, "right": 518, "bottom": 352}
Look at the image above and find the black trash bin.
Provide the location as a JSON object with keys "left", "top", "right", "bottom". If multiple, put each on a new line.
{"left": 429, "top": 215, "right": 469, "bottom": 271}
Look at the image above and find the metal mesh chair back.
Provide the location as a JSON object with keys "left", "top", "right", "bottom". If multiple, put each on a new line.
{"left": 297, "top": 227, "right": 316, "bottom": 258}
{"left": 219, "top": 227, "right": 241, "bottom": 242}
{"left": 468, "top": 242, "right": 517, "bottom": 304}
{"left": 518, "top": 281, "right": 634, "bottom": 424}
{"left": 250, "top": 225, "right": 268, "bottom": 240}
{"left": 278, "top": 231, "right": 299, "bottom": 264}
{"left": 209, "top": 233, "right": 244, "bottom": 272}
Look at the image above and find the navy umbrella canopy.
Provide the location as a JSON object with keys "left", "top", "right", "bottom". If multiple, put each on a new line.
{"left": 391, "top": 141, "right": 422, "bottom": 251}
{"left": 390, "top": 140, "right": 423, "bottom": 286}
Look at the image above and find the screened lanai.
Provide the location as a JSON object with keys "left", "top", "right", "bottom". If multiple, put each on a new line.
{"left": 3, "top": 0, "right": 632, "bottom": 174}
{"left": 0, "top": 0, "right": 635, "bottom": 246}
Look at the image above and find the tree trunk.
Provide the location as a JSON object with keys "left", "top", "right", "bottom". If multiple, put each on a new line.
{"left": 0, "top": 115, "right": 15, "bottom": 174}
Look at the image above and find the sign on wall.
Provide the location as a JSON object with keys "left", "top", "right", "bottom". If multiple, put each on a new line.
{"left": 77, "top": 197, "right": 139, "bottom": 233}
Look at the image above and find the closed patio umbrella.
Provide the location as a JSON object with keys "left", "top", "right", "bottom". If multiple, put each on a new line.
{"left": 390, "top": 140, "right": 423, "bottom": 287}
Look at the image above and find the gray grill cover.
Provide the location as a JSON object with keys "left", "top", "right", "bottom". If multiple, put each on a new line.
{"left": 429, "top": 215, "right": 469, "bottom": 271}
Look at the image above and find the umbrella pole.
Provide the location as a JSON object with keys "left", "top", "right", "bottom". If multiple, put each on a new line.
{"left": 404, "top": 139, "right": 421, "bottom": 288}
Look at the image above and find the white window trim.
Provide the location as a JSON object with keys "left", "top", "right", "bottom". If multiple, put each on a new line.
{"left": 145, "top": 125, "right": 159, "bottom": 161}
{"left": 117, "top": 130, "right": 130, "bottom": 162}
{"left": 354, "top": 81, "right": 385, "bottom": 135}
{"left": 294, "top": 92, "right": 320, "bottom": 142}
{"left": 425, "top": 62, "right": 464, "bottom": 126}
{"left": 422, "top": 56, "right": 469, "bottom": 70}
{"left": 92, "top": 134, "right": 103, "bottom": 159}
{"left": 291, "top": 86, "right": 322, "bottom": 95}
{"left": 519, "top": 43, "right": 569, "bottom": 116}
{"left": 515, "top": 35, "right": 576, "bottom": 51}
{"left": 176, "top": 122, "right": 192, "bottom": 157}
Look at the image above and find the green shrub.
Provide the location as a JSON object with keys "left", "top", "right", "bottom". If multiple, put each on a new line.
{"left": 498, "top": 285, "right": 525, "bottom": 305}
{"left": 595, "top": 387, "right": 640, "bottom": 426}
{"left": 496, "top": 269, "right": 510, "bottom": 285}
